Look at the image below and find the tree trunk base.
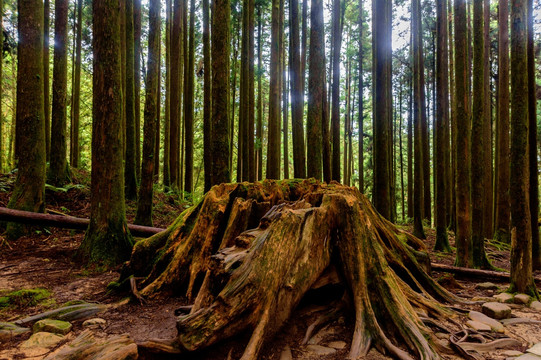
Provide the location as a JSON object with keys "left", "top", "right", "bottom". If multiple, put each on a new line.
{"left": 121, "top": 179, "right": 461, "bottom": 359}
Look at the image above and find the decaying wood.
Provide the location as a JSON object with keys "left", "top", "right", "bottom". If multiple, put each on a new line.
{"left": 121, "top": 179, "right": 463, "bottom": 360}
{"left": 0, "top": 207, "right": 165, "bottom": 237}
{"left": 432, "top": 263, "right": 541, "bottom": 284}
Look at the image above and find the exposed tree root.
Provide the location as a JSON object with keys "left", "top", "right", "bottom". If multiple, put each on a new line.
{"left": 121, "top": 180, "right": 464, "bottom": 359}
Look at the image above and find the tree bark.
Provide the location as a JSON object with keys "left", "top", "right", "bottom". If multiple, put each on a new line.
{"left": 43, "top": 0, "right": 50, "bottom": 163}
{"left": 70, "top": 0, "right": 83, "bottom": 169}
{"left": 256, "top": 10, "right": 263, "bottom": 181}
{"left": 134, "top": 0, "right": 142, "bottom": 180}
{"left": 77, "top": 0, "right": 133, "bottom": 266}
{"left": 169, "top": 0, "right": 182, "bottom": 189}
{"left": 203, "top": 0, "right": 212, "bottom": 192}
{"left": 358, "top": 0, "right": 364, "bottom": 192}
{"left": 163, "top": 0, "right": 172, "bottom": 188}
{"left": 135, "top": 0, "right": 161, "bottom": 226}
{"left": 49, "top": 0, "right": 70, "bottom": 186}
{"left": 184, "top": 0, "right": 195, "bottom": 195}
{"left": 125, "top": 0, "right": 138, "bottom": 200}
{"left": 331, "top": 0, "right": 342, "bottom": 182}
{"left": 482, "top": 0, "right": 493, "bottom": 240}
{"left": 7, "top": 0, "right": 46, "bottom": 239}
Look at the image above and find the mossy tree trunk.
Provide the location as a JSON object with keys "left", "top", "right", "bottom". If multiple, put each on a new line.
{"left": 49, "top": 0, "right": 70, "bottom": 186}
{"left": 7, "top": 0, "right": 47, "bottom": 239}
{"left": 69, "top": 0, "right": 82, "bottom": 169}
{"left": 77, "top": 0, "right": 133, "bottom": 266}
{"left": 124, "top": 180, "right": 459, "bottom": 360}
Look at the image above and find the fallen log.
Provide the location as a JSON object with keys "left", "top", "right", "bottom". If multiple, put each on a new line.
{"left": 431, "top": 263, "right": 541, "bottom": 284}
{"left": 0, "top": 207, "right": 165, "bottom": 237}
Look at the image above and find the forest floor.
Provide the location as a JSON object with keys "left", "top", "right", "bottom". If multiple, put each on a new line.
{"left": 1, "top": 172, "right": 541, "bottom": 360}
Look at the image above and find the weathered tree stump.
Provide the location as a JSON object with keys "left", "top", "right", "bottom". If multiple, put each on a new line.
{"left": 121, "top": 179, "right": 460, "bottom": 360}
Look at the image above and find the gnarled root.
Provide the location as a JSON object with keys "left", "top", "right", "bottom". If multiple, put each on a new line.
{"left": 122, "top": 180, "right": 461, "bottom": 359}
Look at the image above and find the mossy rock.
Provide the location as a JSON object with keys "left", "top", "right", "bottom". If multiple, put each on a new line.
{"left": 33, "top": 319, "right": 72, "bottom": 335}
{"left": 0, "top": 288, "right": 51, "bottom": 309}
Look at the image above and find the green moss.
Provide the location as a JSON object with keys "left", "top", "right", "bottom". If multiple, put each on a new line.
{"left": 0, "top": 288, "right": 52, "bottom": 310}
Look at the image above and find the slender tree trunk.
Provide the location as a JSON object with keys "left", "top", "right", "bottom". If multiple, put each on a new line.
{"left": 301, "top": 0, "right": 307, "bottom": 94}
{"left": 358, "top": 0, "right": 364, "bottom": 192}
{"left": 331, "top": 0, "right": 342, "bottom": 182}
{"left": 184, "top": 0, "right": 195, "bottom": 195}
{"left": 399, "top": 85, "right": 405, "bottom": 222}
{"left": 238, "top": 0, "right": 248, "bottom": 181}
{"left": 435, "top": 0, "right": 451, "bottom": 252}
{"left": 49, "top": 0, "right": 69, "bottom": 186}
{"left": 44, "top": 0, "right": 50, "bottom": 162}
{"left": 180, "top": 0, "right": 187, "bottom": 195}
{"left": 134, "top": 0, "right": 142, "bottom": 180}
{"left": 125, "top": 0, "right": 138, "bottom": 200}
{"left": 163, "top": 0, "right": 172, "bottom": 188}
{"left": 266, "top": 0, "right": 282, "bottom": 179}
{"left": 482, "top": 0, "right": 492, "bottom": 239}
{"left": 203, "top": 0, "right": 212, "bottom": 192}
{"left": 527, "top": 0, "right": 539, "bottom": 270}
{"left": 407, "top": 70, "right": 413, "bottom": 219}
{"left": 78, "top": 0, "right": 133, "bottom": 266}
{"left": 7, "top": 0, "right": 46, "bottom": 239}
{"left": 211, "top": 0, "right": 231, "bottom": 185}
{"left": 494, "top": 0, "right": 510, "bottom": 243}
{"left": 135, "top": 0, "right": 160, "bottom": 226}
{"left": 509, "top": 0, "right": 535, "bottom": 295}
{"left": 232, "top": 17, "right": 240, "bottom": 180}
{"left": 419, "top": 6, "right": 431, "bottom": 224}
{"left": 306, "top": 0, "right": 324, "bottom": 179}
{"left": 454, "top": 0, "right": 472, "bottom": 267}
{"left": 282, "top": 39, "right": 289, "bottom": 179}
{"left": 372, "top": 0, "right": 393, "bottom": 221}
{"left": 121, "top": 0, "right": 126, "bottom": 158}
{"left": 248, "top": 0, "right": 255, "bottom": 182}
{"left": 471, "top": 0, "right": 489, "bottom": 267}
{"left": 70, "top": 0, "right": 82, "bottom": 169}
{"left": 169, "top": 0, "right": 182, "bottom": 189}
{"left": 448, "top": 0, "right": 457, "bottom": 232}
{"left": 412, "top": 0, "right": 425, "bottom": 239}
{"left": 154, "top": 49, "right": 161, "bottom": 181}
{"left": 256, "top": 10, "right": 263, "bottom": 181}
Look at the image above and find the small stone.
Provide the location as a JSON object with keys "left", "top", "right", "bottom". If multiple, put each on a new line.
{"left": 279, "top": 345, "right": 292, "bottom": 360}
{"left": 494, "top": 293, "right": 515, "bottom": 303}
{"left": 21, "top": 332, "right": 64, "bottom": 349}
{"left": 466, "top": 320, "right": 491, "bottom": 331}
{"left": 476, "top": 282, "right": 500, "bottom": 290}
{"left": 531, "top": 301, "right": 541, "bottom": 311}
{"left": 306, "top": 344, "right": 337, "bottom": 355}
{"left": 528, "top": 343, "right": 541, "bottom": 356}
{"left": 515, "top": 294, "right": 532, "bottom": 305}
{"left": 468, "top": 310, "right": 505, "bottom": 332}
{"left": 307, "top": 326, "right": 336, "bottom": 345}
{"left": 327, "top": 341, "right": 347, "bottom": 350}
{"left": 82, "top": 318, "right": 107, "bottom": 328}
{"left": 33, "top": 319, "right": 72, "bottom": 335}
{"left": 482, "top": 302, "right": 512, "bottom": 320}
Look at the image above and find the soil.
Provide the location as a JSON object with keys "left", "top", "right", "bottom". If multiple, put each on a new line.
{"left": 1, "top": 173, "right": 541, "bottom": 360}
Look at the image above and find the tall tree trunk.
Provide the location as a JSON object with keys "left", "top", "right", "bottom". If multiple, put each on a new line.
{"left": 134, "top": 0, "right": 142, "bottom": 180}
{"left": 267, "top": 0, "right": 282, "bottom": 179}
{"left": 527, "top": 0, "right": 539, "bottom": 270}
{"left": 70, "top": 0, "right": 82, "bottom": 169}
{"left": 163, "top": 0, "right": 172, "bottom": 188}
{"left": 282, "top": 39, "right": 289, "bottom": 179}
{"left": 7, "top": 0, "right": 46, "bottom": 239}
{"left": 154, "top": 49, "right": 161, "bottom": 181}
{"left": 454, "top": 0, "right": 472, "bottom": 267}
{"left": 372, "top": 0, "right": 393, "bottom": 221}
{"left": 435, "top": 0, "right": 451, "bottom": 252}
{"left": 211, "top": 0, "right": 231, "bottom": 185}
{"left": 482, "top": 0, "right": 493, "bottom": 239}
{"left": 125, "top": 0, "right": 138, "bottom": 200}
{"left": 184, "top": 0, "right": 195, "bottom": 195}
{"left": 121, "top": 0, "right": 126, "bottom": 158}
{"left": 48, "top": 0, "right": 69, "bottom": 186}
{"left": 135, "top": 0, "right": 161, "bottom": 226}
{"left": 419, "top": 6, "right": 431, "bottom": 224}
{"left": 331, "top": 0, "right": 342, "bottom": 182}
{"left": 306, "top": 0, "right": 324, "bottom": 180}
{"left": 169, "top": 0, "right": 182, "bottom": 189}
{"left": 232, "top": 16, "right": 240, "bottom": 181}
{"left": 77, "top": 0, "right": 134, "bottom": 266}
{"left": 248, "top": 0, "right": 255, "bottom": 182}
{"left": 180, "top": 0, "right": 187, "bottom": 195}
{"left": 289, "top": 0, "right": 306, "bottom": 179}
{"left": 412, "top": 0, "right": 425, "bottom": 239}
{"left": 471, "top": 0, "right": 489, "bottom": 268}
{"left": 448, "top": 0, "right": 457, "bottom": 232}
{"left": 407, "top": 69, "right": 413, "bottom": 219}
{"left": 44, "top": 0, "right": 50, "bottom": 162}
{"left": 509, "top": 0, "right": 535, "bottom": 295}
{"left": 238, "top": 0, "right": 248, "bottom": 181}
{"left": 256, "top": 10, "right": 263, "bottom": 181}
{"left": 358, "top": 0, "right": 364, "bottom": 192}
{"left": 494, "top": 0, "right": 510, "bottom": 243}
{"left": 301, "top": 0, "right": 308, "bottom": 94}
{"left": 203, "top": 0, "right": 212, "bottom": 192}
{"left": 399, "top": 85, "right": 405, "bottom": 222}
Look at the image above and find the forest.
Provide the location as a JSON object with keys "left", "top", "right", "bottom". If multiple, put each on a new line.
{"left": 1, "top": 0, "right": 541, "bottom": 359}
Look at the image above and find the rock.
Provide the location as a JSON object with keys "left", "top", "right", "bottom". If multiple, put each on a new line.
{"left": 44, "top": 330, "right": 137, "bottom": 360}
{"left": 468, "top": 310, "right": 505, "bottom": 332}
{"left": 494, "top": 293, "right": 515, "bottom": 303}
{"left": 476, "top": 282, "right": 500, "bottom": 290}
{"left": 0, "top": 322, "right": 30, "bottom": 340}
{"left": 466, "top": 320, "right": 491, "bottom": 332}
{"left": 33, "top": 319, "right": 72, "bottom": 335}
{"left": 515, "top": 294, "right": 532, "bottom": 305}
{"left": 531, "top": 301, "right": 541, "bottom": 311}
{"left": 306, "top": 344, "right": 337, "bottom": 355}
{"left": 528, "top": 343, "right": 541, "bottom": 356}
{"left": 82, "top": 318, "right": 107, "bottom": 328}
{"left": 21, "top": 332, "right": 64, "bottom": 349}
{"left": 279, "top": 345, "right": 292, "bottom": 360}
{"left": 515, "top": 354, "right": 541, "bottom": 360}
{"left": 307, "top": 326, "right": 336, "bottom": 345}
{"left": 327, "top": 341, "right": 347, "bottom": 350}
{"left": 482, "top": 302, "right": 512, "bottom": 320}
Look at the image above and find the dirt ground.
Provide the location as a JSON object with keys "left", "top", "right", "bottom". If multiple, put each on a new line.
{"left": 1, "top": 173, "right": 541, "bottom": 360}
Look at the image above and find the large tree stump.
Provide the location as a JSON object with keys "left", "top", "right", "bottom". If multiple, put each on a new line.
{"left": 121, "top": 179, "right": 460, "bottom": 360}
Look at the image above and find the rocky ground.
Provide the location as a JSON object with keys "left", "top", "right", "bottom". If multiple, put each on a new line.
{"left": 1, "top": 174, "right": 541, "bottom": 359}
